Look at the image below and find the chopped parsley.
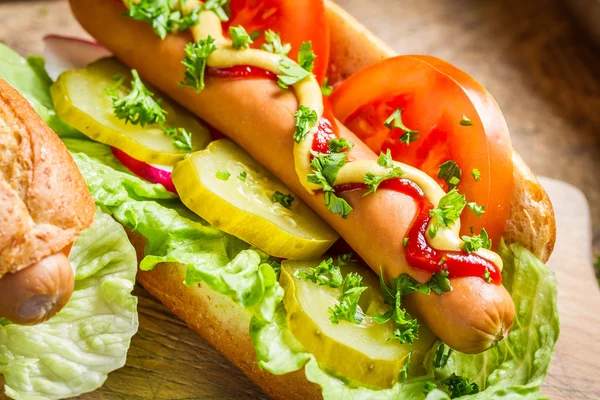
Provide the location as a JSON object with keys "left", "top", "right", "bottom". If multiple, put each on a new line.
{"left": 472, "top": 168, "right": 481, "bottom": 181}
{"left": 377, "top": 149, "right": 395, "bottom": 168}
{"left": 441, "top": 374, "right": 479, "bottom": 398}
{"left": 181, "top": 36, "right": 217, "bottom": 92}
{"left": 403, "top": 237, "right": 409, "bottom": 247}
{"left": 375, "top": 273, "right": 429, "bottom": 345}
{"left": 438, "top": 160, "right": 462, "bottom": 190}
{"left": 467, "top": 201, "right": 485, "bottom": 217}
{"left": 384, "top": 108, "right": 419, "bottom": 145}
{"left": 460, "top": 114, "right": 473, "bottom": 126}
{"left": 216, "top": 169, "right": 231, "bottom": 181}
{"left": 308, "top": 151, "right": 353, "bottom": 218}
{"left": 428, "top": 268, "right": 452, "bottom": 295}
{"left": 262, "top": 30, "right": 291, "bottom": 56}
{"left": 484, "top": 267, "right": 492, "bottom": 283}
{"left": 433, "top": 343, "right": 454, "bottom": 368}
{"left": 328, "top": 138, "right": 354, "bottom": 153}
{"left": 363, "top": 166, "right": 403, "bottom": 196}
{"left": 106, "top": 70, "right": 194, "bottom": 151}
{"left": 124, "top": 0, "right": 200, "bottom": 40}
{"left": 278, "top": 57, "right": 311, "bottom": 88}
{"left": 293, "top": 105, "right": 318, "bottom": 142}
{"left": 428, "top": 189, "right": 467, "bottom": 238}
{"left": 238, "top": 171, "right": 247, "bottom": 181}
{"left": 271, "top": 191, "right": 294, "bottom": 210}
{"left": 164, "top": 127, "right": 193, "bottom": 151}
{"left": 298, "top": 41, "right": 316, "bottom": 73}
{"left": 462, "top": 228, "right": 492, "bottom": 253}
{"left": 321, "top": 77, "right": 333, "bottom": 96}
{"left": 297, "top": 258, "right": 343, "bottom": 288}
{"left": 329, "top": 272, "right": 368, "bottom": 324}
{"left": 106, "top": 70, "right": 167, "bottom": 127}
{"left": 202, "top": 0, "right": 230, "bottom": 21}
{"left": 337, "top": 253, "right": 354, "bottom": 265}
{"left": 229, "top": 25, "right": 253, "bottom": 49}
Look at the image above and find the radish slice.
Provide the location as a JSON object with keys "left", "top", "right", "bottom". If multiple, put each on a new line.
{"left": 44, "top": 34, "right": 111, "bottom": 80}
{"left": 111, "top": 148, "right": 178, "bottom": 194}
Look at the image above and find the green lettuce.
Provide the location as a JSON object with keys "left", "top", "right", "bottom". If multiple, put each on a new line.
{"left": 0, "top": 210, "right": 139, "bottom": 400}
{"left": 250, "top": 242, "right": 559, "bottom": 399}
{"left": 0, "top": 43, "right": 282, "bottom": 323}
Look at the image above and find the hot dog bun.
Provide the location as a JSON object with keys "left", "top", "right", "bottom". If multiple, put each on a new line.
{"left": 0, "top": 78, "right": 95, "bottom": 324}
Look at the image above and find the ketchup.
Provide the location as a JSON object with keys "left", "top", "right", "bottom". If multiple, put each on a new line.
{"left": 206, "top": 65, "right": 277, "bottom": 81}
{"left": 311, "top": 121, "right": 502, "bottom": 284}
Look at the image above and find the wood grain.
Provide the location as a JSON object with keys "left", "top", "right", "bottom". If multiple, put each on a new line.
{"left": 0, "top": 0, "right": 599, "bottom": 399}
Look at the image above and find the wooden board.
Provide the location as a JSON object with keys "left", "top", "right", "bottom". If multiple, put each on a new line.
{"left": 1, "top": 0, "right": 599, "bottom": 399}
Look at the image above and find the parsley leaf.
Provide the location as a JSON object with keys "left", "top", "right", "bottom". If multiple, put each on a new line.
{"left": 262, "top": 30, "right": 291, "bottom": 56}
{"left": 377, "top": 149, "right": 395, "bottom": 168}
{"left": 298, "top": 258, "right": 343, "bottom": 288}
{"left": 467, "top": 201, "right": 485, "bottom": 217}
{"left": 324, "top": 191, "right": 354, "bottom": 218}
{"left": 181, "top": 36, "right": 217, "bottom": 92}
{"left": 293, "top": 105, "right": 318, "bottom": 142}
{"left": 216, "top": 169, "right": 231, "bottom": 181}
{"left": 164, "top": 127, "right": 193, "bottom": 151}
{"left": 329, "top": 272, "right": 367, "bottom": 324}
{"left": 298, "top": 41, "right": 316, "bottom": 73}
{"left": 124, "top": 0, "right": 200, "bottom": 39}
{"left": 328, "top": 138, "right": 354, "bottom": 153}
{"left": 433, "top": 343, "right": 454, "bottom": 368}
{"left": 429, "top": 268, "right": 452, "bottom": 295}
{"left": 441, "top": 374, "right": 479, "bottom": 398}
{"left": 472, "top": 168, "right": 481, "bottom": 181}
{"left": 278, "top": 57, "right": 311, "bottom": 89}
{"left": 308, "top": 152, "right": 347, "bottom": 190}
{"left": 384, "top": 108, "right": 419, "bottom": 145}
{"left": 106, "top": 70, "right": 167, "bottom": 127}
{"left": 428, "top": 189, "right": 467, "bottom": 238}
{"left": 363, "top": 166, "right": 403, "bottom": 196}
{"left": 229, "top": 25, "right": 253, "bottom": 49}
{"left": 271, "top": 191, "right": 294, "bottom": 210}
{"left": 460, "top": 114, "right": 473, "bottom": 126}
{"left": 202, "top": 0, "right": 230, "bottom": 21}
{"left": 321, "top": 77, "right": 333, "bottom": 96}
{"left": 462, "top": 228, "right": 492, "bottom": 253}
{"left": 438, "top": 160, "right": 462, "bottom": 190}
{"left": 238, "top": 171, "right": 247, "bottom": 181}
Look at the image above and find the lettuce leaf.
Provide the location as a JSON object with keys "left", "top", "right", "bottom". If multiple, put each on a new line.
{"left": 250, "top": 242, "right": 559, "bottom": 399}
{"left": 0, "top": 210, "right": 139, "bottom": 400}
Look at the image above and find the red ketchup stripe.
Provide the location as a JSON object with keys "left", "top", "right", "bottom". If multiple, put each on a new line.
{"left": 206, "top": 65, "right": 277, "bottom": 81}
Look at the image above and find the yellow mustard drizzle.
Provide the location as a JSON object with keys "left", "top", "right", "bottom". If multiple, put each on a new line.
{"left": 175, "top": 2, "right": 503, "bottom": 270}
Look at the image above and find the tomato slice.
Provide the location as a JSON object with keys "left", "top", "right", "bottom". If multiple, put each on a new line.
{"left": 330, "top": 56, "right": 513, "bottom": 246}
{"left": 223, "top": 0, "right": 330, "bottom": 83}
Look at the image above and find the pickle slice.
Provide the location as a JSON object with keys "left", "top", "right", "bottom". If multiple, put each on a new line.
{"left": 172, "top": 139, "right": 338, "bottom": 259}
{"left": 280, "top": 260, "right": 437, "bottom": 388}
{"left": 51, "top": 57, "right": 210, "bottom": 165}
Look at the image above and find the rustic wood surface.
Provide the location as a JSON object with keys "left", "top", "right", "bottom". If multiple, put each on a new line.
{"left": 0, "top": 0, "right": 599, "bottom": 399}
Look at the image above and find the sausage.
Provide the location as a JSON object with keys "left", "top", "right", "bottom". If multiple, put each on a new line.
{"left": 0, "top": 76, "right": 95, "bottom": 326}
{"left": 0, "top": 251, "right": 74, "bottom": 325}
{"left": 70, "top": 0, "right": 515, "bottom": 353}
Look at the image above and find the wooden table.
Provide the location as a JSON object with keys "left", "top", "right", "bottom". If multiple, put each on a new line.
{"left": 1, "top": 1, "right": 599, "bottom": 399}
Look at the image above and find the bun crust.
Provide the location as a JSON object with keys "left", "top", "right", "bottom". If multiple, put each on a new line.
{"left": 0, "top": 78, "right": 95, "bottom": 277}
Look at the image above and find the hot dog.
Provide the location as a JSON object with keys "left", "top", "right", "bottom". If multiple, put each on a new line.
{"left": 0, "top": 77, "right": 95, "bottom": 325}
{"left": 68, "top": 0, "right": 517, "bottom": 353}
